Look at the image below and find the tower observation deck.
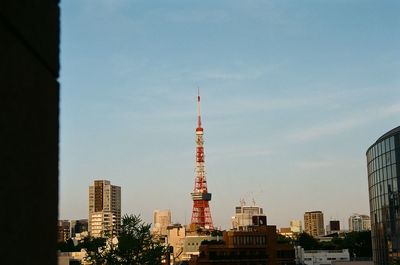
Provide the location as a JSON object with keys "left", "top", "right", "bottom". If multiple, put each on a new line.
{"left": 190, "top": 91, "right": 214, "bottom": 230}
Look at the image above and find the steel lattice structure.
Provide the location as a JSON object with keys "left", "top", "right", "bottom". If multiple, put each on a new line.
{"left": 190, "top": 91, "right": 214, "bottom": 230}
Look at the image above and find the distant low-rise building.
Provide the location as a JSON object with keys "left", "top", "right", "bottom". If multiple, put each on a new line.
{"left": 295, "top": 247, "right": 350, "bottom": 265}
{"left": 181, "top": 234, "right": 215, "bottom": 261}
{"left": 280, "top": 227, "right": 294, "bottom": 237}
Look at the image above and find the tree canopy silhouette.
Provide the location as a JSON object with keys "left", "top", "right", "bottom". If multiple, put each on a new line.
{"left": 82, "top": 214, "right": 167, "bottom": 265}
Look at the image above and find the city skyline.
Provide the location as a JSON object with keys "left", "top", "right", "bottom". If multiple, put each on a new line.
{"left": 60, "top": 1, "right": 400, "bottom": 229}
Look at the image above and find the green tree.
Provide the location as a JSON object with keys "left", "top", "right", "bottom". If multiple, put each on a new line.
{"left": 82, "top": 214, "right": 168, "bottom": 265}
{"left": 58, "top": 238, "right": 81, "bottom": 252}
{"left": 277, "top": 234, "right": 292, "bottom": 244}
{"left": 342, "top": 231, "right": 372, "bottom": 258}
{"left": 81, "top": 236, "right": 109, "bottom": 264}
{"left": 294, "top": 231, "right": 372, "bottom": 258}
{"left": 296, "top": 232, "right": 319, "bottom": 250}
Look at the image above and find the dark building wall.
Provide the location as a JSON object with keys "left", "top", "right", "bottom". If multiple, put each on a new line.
{"left": 366, "top": 126, "right": 400, "bottom": 265}
{"left": 0, "top": 1, "right": 59, "bottom": 264}
{"left": 330, "top": 220, "right": 340, "bottom": 231}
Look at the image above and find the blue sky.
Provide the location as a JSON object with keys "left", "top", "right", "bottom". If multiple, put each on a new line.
{"left": 60, "top": 0, "right": 400, "bottom": 229}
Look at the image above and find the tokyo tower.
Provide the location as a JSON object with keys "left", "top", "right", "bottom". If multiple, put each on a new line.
{"left": 190, "top": 91, "right": 214, "bottom": 230}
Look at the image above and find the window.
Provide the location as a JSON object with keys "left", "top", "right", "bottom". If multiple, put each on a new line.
{"left": 386, "top": 139, "right": 390, "bottom": 152}
{"left": 386, "top": 153, "right": 391, "bottom": 166}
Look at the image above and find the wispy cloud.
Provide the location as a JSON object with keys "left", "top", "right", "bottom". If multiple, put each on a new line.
{"left": 288, "top": 102, "right": 400, "bottom": 142}
{"left": 205, "top": 90, "right": 343, "bottom": 119}
{"left": 164, "top": 8, "right": 229, "bottom": 24}
{"left": 295, "top": 160, "right": 334, "bottom": 170}
{"left": 295, "top": 157, "right": 363, "bottom": 173}
{"left": 209, "top": 147, "right": 272, "bottom": 160}
{"left": 381, "top": 103, "right": 400, "bottom": 115}
{"left": 197, "top": 64, "right": 279, "bottom": 81}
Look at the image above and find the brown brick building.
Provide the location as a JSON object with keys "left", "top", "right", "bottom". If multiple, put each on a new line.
{"left": 193, "top": 225, "right": 295, "bottom": 265}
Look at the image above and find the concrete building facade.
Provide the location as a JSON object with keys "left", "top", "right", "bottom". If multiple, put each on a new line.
{"left": 296, "top": 247, "right": 350, "bottom": 265}
{"left": 304, "top": 211, "right": 325, "bottom": 237}
{"left": 88, "top": 180, "right": 121, "bottom": 237}
{"left": 166, "top": 224, "right": 187, "bottom": 263}
{"left": 232, "top": 200, "right": 266, "bottom": 231}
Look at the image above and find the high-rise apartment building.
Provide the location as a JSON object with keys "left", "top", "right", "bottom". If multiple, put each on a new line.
{"left": 88, "top": 180, "right": 121, "bottom": 237}
{"left": 153, "top": 209, "right": 172, "bottom": 236}
{"left": 348, "top": 214, "right": 371, "bottom": 232}
{"left": 304, "top": 211, "right": 325, "bottom": 237}
{"left": 366, "top": 126, "right": 400, "bottom": 264}
{"left": 290, "top": 220, "right": 303, "bottom": 233}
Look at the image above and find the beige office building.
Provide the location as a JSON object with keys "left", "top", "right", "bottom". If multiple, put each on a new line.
{"left": 167, "top": 224, "right": 186, "bottom": 262}
{"left": 304, "top": 211, "right": 325, "bottom": 237}
{"left": 89, "top": 180, "right": 121, "bottom": 237}
{"left": 153, "top": 209, "right": 172, "bottom": 236}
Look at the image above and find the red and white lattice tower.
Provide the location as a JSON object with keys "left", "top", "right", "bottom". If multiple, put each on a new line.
{"left": 190, "top": 91, "right": 214, "bottom": 230}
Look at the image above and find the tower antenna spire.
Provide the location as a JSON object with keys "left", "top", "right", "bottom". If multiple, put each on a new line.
{"left": 197, "top": 87, "right": 201, "bottom": 129}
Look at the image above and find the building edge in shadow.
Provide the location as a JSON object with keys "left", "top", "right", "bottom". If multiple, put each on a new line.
{"left": 0, "top": 1, "right": 60, "bottom": 264}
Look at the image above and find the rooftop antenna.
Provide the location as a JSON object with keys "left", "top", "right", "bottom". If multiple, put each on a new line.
{"left": 197, "top": 87, "right": 202, "bottom": 129}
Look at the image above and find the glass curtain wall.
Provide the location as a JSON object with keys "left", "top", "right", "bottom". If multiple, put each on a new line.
{"left": 367, "top": 128, "right": 400, "bottom": 265}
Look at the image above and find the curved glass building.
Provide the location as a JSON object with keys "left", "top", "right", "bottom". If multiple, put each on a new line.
{"left": 366, "top": 126, "right": 400, "bottom": 264}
